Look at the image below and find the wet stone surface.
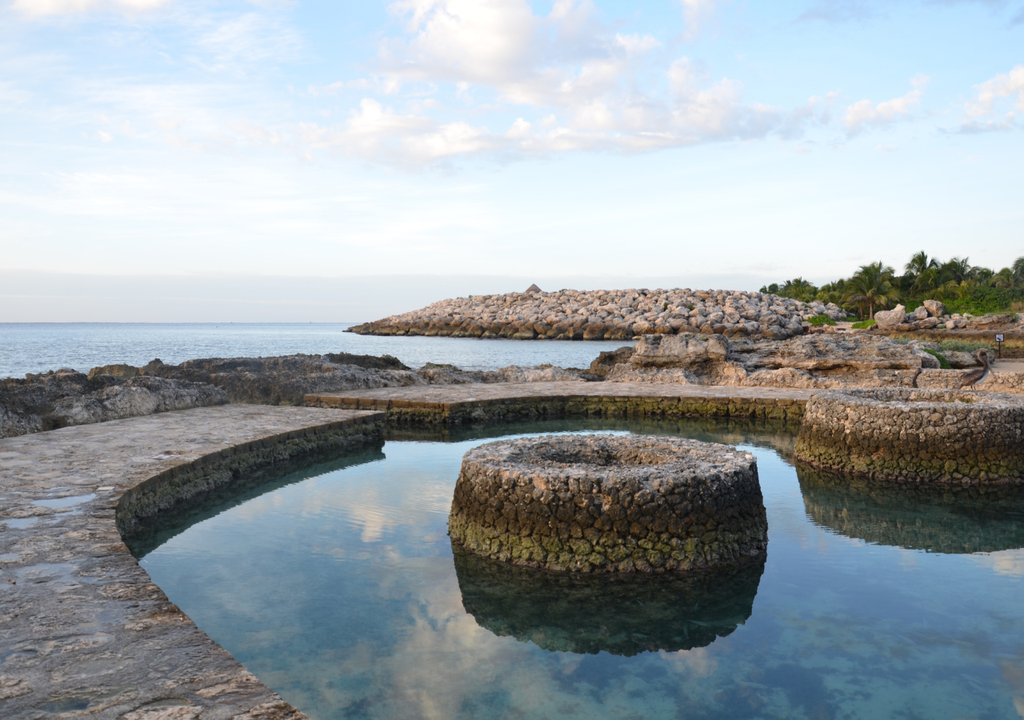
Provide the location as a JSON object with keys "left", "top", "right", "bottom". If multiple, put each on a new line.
{"left": 448, "top": 434, "right": 768, "bottom": 573}
{"left": 795, "top": 388, "right": 1024, "bottom": 484}
{"left": 0, "top": 405, "right": 383, "bottom": 720}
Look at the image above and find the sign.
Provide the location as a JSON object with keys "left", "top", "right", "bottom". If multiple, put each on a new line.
{"left": 996, "top": 334, "right": 1005, "bottom": 342}
{"left": 996, "top": 333, "right": 1004, "bottom": 359}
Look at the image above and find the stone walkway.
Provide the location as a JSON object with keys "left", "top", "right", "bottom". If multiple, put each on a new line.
{"left": 0, "top": 405, "right": 383, "bottom": 720}
{"left": 306, "top": 381, "right": 816, "bottom": 424}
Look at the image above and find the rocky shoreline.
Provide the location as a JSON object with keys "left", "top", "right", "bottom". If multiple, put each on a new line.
{"left": 347, "top": 288, "right": 847, "bottom": 341}
{"left": 0, "top": 353, "right": 590, "bottom": 439}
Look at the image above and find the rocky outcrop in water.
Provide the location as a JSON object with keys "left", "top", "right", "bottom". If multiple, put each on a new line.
{"left": 1, "top": 354, "right": 591, "bottom": 439}
{"left": 348, "top": 288, "right": 848, "bottom": 341}
{"left": 0, "top": 370, "right": 228, "bottom": 438}
{"left": 598, "top": 333, "right": 939, "bottom": 388}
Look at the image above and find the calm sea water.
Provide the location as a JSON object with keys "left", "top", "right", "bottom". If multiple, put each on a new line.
{"left": 0, "top": 323, "right": 633, "bottom": 379}
{"left": 137, "top": 419, "right": 1024, "bottom": 720}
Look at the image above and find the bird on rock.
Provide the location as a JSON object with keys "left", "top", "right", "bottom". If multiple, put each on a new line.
{"left": 957, "top": 349, "right": 992, "bottom": 390}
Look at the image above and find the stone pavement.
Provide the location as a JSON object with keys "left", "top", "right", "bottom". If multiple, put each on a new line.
{"left": 306, "top": 381, "right": 816, "bottom": 424}
{"left": 0, "top": 405, "right": 383, "bottom": 720}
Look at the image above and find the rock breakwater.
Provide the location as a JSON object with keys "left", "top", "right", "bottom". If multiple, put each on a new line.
{"left": 348, "top": 288, "right": 847, "bottom": 341}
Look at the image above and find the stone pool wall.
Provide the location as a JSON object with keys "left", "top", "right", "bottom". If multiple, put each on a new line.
{"left": 0, "top": 406, "right": 384, "bottom": 720}
{"left": 448, "top": 434, "right": 768, "bottom": 573}
{"left": 307, "top": 381, "right": 812, "bottom": 425}
{"left": 794, "top": 388, "right": 1024, "bottom": 484}
{"left": 117, "top": 412, "right": 384, "bottom": 538}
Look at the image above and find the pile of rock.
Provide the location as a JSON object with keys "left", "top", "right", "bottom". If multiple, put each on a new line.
{"left": 348, "top": 288, "right": 847, "bottom": 341}
{"left": 593, "top": 333, "right": 938, "bottom": 389}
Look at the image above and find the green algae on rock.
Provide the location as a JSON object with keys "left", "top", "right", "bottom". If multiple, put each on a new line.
{"left": 448, "top": 434, "right": 768, "bottom": 573}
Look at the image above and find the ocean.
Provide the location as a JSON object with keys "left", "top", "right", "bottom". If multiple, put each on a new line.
{"left": 0, "top": 323, "right": 634, "bottom": 379}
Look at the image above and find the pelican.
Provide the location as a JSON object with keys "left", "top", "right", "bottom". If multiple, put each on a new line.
{"left": 957, "top": 349, "right": 992, "bottom": 390}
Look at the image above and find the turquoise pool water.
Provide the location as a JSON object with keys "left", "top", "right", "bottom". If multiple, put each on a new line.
{"left": 136, "top": 419, "right": 1024, "bottom": 720}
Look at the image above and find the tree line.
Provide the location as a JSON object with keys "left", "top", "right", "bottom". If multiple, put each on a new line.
{"left": 761, "top": 253, "right": 1024, "bottom": 319}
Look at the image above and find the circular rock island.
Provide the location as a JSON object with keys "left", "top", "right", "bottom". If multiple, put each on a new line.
{"left": 448, "top": 434, "right": 767, "bottom": 573}
{"left": 795, "top": 388, "right": 1024, "bottom": 485}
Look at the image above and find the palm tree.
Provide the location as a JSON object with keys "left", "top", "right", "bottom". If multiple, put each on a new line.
{"left": 993, "top": 268, "right": 1016, "bottom": 289}
{"left": 905, "top": 251, "right": 938, "bottom": 277}
{"left": 1012, "top": 256, "right": 1024, "bottom": 284}
{"left": 912, "top": 266, "right": 941, "bottom": 295}
{"left": 941, "top": 256, "right": 973, "bottom": 284}
{"left": 780, "top": 277, "right": 818, "bottom": 302}
{"left": 844, "top": 261, "right": 897, "bottom": 318}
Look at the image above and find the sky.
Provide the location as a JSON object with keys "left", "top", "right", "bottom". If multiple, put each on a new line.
{"left": 1, "top": 0, "right": 1022, "bottom": 321}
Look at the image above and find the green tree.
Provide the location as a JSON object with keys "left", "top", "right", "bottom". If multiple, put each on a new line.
{"left": 1012, "top": 256, "right": 1024, "bottom": 283}
{"left": 992, "top": 268, "right": 1016, "bottom": 289}
{"left": 844, "top": 261, "right": 896, "bottom": 318}
{"left": 941, "top": 256, "right": 973, "bottom": 284}
{"left": 778, "top": 277, "right": 818, "bottom": 302}
{"left": 905, "top": 251, "right": 938, "bottom": 276}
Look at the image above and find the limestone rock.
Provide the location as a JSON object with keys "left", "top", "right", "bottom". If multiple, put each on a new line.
{"left": 2, "top": 354, "right": 592, "bottom": 438}
{"left": 923, "top": 299, "right": 946, "bottom": 317}
{"left": 86, "top": 363, "right": 140, "bottom": 380}
{"left": 0, "top": 370, "right": 227, "bottom": 439}
{"left": 874, "top": 304, "right": 906, "bottom": 329}
{"left": 601, "top": 333, "right": 933, "bottom": 389}
{"left": 911, "top": 306, "right": 929, "bottom": 321}
{"left": 943, "top": 351, "right": 982, "bottom": 369}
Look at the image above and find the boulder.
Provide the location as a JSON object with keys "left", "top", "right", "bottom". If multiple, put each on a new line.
{"left": 923, "top": 299, "right": 946, "bottom": 318}
{"left": 911, "top": 306, "right": 929, "bottom": 321}
{"left": 874, "top": 305, "right": 906, "bottom": 329}
{"left": 87, "top": 363, "right": 140, "bottom": 380}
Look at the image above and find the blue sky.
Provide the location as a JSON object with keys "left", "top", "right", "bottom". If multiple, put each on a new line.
{"left": 1, "top": 0, "right": 1022, "bottom": 320}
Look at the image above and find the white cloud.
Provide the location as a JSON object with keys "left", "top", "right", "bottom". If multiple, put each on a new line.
{"left": 614, "top": 33, "right": 660, "bottom": 54}
{"left": 294, "top": 0, "right": 816, "bottom": 167}
{"left": 10, "top": 0, "right": 171, "bottom": 15}
{"left": 680, "top": 0, "right": 718, "bottom": 39}
{"left": 844, "top": 75, "right": 929, "bottom": 135}
{"left": 962, "top": 64, "right": 1019, "bottom": 125}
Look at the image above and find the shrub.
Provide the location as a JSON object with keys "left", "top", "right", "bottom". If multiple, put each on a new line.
{"left": 851, "top": 319, "right": 876, "bottom": 329}
{"left": 808, "top": 314, "right": 836, "bottom": 327}
{"left": 921, "top": 348, "right": 952, "bottom": 369}
{"left": 936, "top": 340, "right": 990, "bottom": 353}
